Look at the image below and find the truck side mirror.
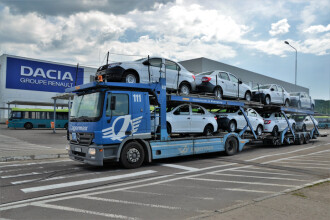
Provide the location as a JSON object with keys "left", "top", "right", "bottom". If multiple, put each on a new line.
{"left": 110, "top": 96, "right": 116, "bottom": 110}
{"left": 143, "top": 60, "right": 150, "bottom": 66}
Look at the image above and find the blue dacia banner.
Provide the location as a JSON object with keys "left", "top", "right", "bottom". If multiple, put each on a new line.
{"left": 6, "top": 57, "right": 84, "bottom": 93}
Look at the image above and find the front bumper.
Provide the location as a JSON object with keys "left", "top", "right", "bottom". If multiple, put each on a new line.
{"left": 251, "top": 92, "right": 266, "bottom": 102}
{"left": 68, "top": 143, "right": 119, "bottom": 166}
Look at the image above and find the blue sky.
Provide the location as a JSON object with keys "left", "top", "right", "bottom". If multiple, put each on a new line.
{"left": 0, "top": 0, "right": 329, "bottom": 99}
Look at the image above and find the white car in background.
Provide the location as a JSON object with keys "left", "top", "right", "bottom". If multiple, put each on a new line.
{"left": 261, "top": 112, "right": 296, "bottom": 136}
{"left": 251, "top": 84, "right": 290, "bottom": 106}
{"left": 151, "top": 104, "right": 218, "bottom": 136}
{"left": 195, "top": 70, "right": 252, "bottom": 100}
{"left": 214, "top": 108, "right": 264, "bottom": 136}
{"left": 289, "top": 92, "right": 315, "bottom": 110}
{"left": 95, "top": 57, "right": 196, "bottom": 95}
{"left": 291, "top": 115, "right": 318, "bottom": 132}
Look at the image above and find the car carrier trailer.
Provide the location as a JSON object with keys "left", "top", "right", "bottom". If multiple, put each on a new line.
{"left": 65, "top": 69, "right": 319, "bottom": 168}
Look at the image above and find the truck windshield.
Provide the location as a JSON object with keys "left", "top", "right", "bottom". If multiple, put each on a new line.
{"left": 70, "top": 92, "right": 104, "bottom": 122}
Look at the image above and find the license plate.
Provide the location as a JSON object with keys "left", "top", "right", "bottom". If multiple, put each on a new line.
{"left": 72, "top": 133, "right": 77, "bottom": 141}
{"left": 74, "top": 147, "right": 82, "bottom": 152}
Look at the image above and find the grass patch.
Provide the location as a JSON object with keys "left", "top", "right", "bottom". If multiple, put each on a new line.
{"left": 292, "top": 192, "right": 307, "bottom": 198}
{"left": 305, "top": 180, "right": 329, "bottom": 188}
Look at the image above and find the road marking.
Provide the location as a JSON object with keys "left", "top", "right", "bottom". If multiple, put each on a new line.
{"left": 123, "top": 190, "right": 214, "bottom": 200}
{"left": 284, "top": 159, "right": 330, "bottom": 163}
{"left": 33, "top": 203, "right": 137, "bottom": 220}
{"left": 210, "top": 173, "right": 307, "bottom": 182}
{"left": 2, "top": 168, "right": 80, "bottom": 179}
{"left": 21, "top": 170, "right": 157, "bottom": 193}
{"left": 222, "top": 188, "right": 275, "bottom": 194}
{"left": 84, "top": 196, "right": 181, "bottom": 210}
{"left": 186, "top": 177, "right": 296, "bottom": 187}
{"left": 0, "top": 159, "right": 71, "bottom": 168}
{"left": 272, "top": 166, "right": 330, "bottom": 170}
{"left": 160, "top": 164, "right": 200, "bottom": 171}
{"left": 274, "top": 161, "right": 330, "bottom": 166}
{"left": 231, "top": 169, "right": 305, "bottom": 177}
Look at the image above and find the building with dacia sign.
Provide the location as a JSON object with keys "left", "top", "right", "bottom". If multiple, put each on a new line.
{"left": 0, "top": 54, "right": 97, "bottom": 123}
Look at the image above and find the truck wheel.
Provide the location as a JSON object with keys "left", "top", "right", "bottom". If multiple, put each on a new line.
{"left": 225, "top": 136, "right": 238, "bottom": 156}
{"left": 264, "top": 96, "right": 271, "bottom": 105}
{"left": 179, "top": 83, "right": 191, "bottom": 96}
{"left": 272, "top": 126, "right": 279, "bottom": 136}
{"left": 227, "top": 120, "right": 236, "bottom": 132}
{"left": 24, "top": 122, "right": 33, "bottom": 130}
{"left": 203, "top": 125, "right": 214, "bottom": 136}
{"left": 304, "top": 134, "right": 310, "bottom": 144}
{"left": 120, "top": 141, "right": 145, "bottom": 169}
{"left": 214, "top": 87, "right": 222, "bottom": 99}
{"left": 295, "top": 134, "right": 304, "bottom": 145}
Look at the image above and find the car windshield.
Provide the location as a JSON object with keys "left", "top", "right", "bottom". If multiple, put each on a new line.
{"left": 261, "top": 113, "right": 272, "bottom": 118}
{"left": 253, "top": 85, "right": 271, "bottom": 90}
{"left": 291, "top": 115, "right": 305, "bottom": 122}
{"left": 70, "top": 92, "right": 104, "bottom": 121}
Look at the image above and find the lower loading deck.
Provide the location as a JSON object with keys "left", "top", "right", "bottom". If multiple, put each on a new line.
{"left": 149, "top": 133, "right": 249, "bottom": 159}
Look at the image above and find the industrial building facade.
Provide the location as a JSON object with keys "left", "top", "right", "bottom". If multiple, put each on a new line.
{"left": 0, "top": 54, "right": 309, "bottom": 122}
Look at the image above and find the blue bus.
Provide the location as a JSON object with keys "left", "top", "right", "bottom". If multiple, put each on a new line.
{"left": 7, "top": 108, "right": 69, "bottom": 129}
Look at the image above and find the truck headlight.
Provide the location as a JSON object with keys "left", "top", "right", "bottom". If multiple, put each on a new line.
{"left": 88, "top": 148, "right": 96, "bottom": 155}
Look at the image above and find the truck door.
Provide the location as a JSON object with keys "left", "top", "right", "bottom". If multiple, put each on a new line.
{"left": 102, "top": 91, "right": 132, "bottom": 144}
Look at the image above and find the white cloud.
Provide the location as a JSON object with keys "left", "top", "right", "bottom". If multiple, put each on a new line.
{"left": 269, "top": 19, "right": 290, "bottom": 36}
{"left": 304, "top": 24, "right": 330, "bottom": 34}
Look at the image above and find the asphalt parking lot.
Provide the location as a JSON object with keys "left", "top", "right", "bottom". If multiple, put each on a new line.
{"left": 0, "top": 126, "right": 329, "bottom": 219}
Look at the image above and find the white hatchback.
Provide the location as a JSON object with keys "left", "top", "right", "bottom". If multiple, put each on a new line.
{"left": 261, "top": 112, "right": 296, "bottom": 136}
{"left": 151, "top": 104, "right": 218, "bottom": 136}
{"left": 215, "top": 108, "right": 264, "bottom": 136}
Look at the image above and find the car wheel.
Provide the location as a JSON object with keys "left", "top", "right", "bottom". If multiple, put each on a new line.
{"left": 123, "top": 72, "right": 138, "bottom": 83}
{"left": 285, "top": 99, "right": 290, "bottom": 107}
{"left": 120, "top": 141, "right": 145, "bottom": 169}
{"left": 214, "top": 87, "right": 222, "bottom": 99}
{"left": 179, "top": 83, "right": 191, "bottom": 96}
{"left": 227, "top": 120, "right": 237, "bottom": 132}
{"left": 24, "top": 122, "right": 33, "bottom": 130}
{"left": 166, "top": 122, "right": 172, "bottom": 135}
{"left": 265, "top": 96, "right": 271, "bottom": 105}
{"left": 297, "top": 101, "right": 301, "bottom": 109}
{"left": 256, "top": 125, "right": 263, "bottom": 136}
{"left": 224, "top": 136, "right": 238, "bottom": 156}
{"left": 272, "top": 126, "right": 279, "bottom": 136}
{"left": 203, "top": 124, "right": 214, "bottom": 136}
{"left": 245, "top": 92, "right": 251, "bottom": 101}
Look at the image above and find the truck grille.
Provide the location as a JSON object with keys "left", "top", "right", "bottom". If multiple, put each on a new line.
{"left": 70, "top": 133, "right": 94, "bottom": 146}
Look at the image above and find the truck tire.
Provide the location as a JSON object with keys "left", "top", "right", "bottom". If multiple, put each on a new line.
{"left": 120, "top": 141, "right": 145, "bottom": 169}
{"left": 295, "top": 134, "right": 304, "bottom": 145}
{"left": 24, "top": 122, "right": 33, "bottom": 130}
{"left": 225, "top": 136, "right": 238, "bottom": 156}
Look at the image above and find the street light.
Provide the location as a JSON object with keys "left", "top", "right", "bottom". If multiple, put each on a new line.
{"left": 284, "top": 41, "right": 297, "bottom": 86}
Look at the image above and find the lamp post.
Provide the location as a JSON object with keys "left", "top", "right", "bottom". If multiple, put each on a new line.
{"left": 284, "top": 41, "right": 297, "bottom": 86}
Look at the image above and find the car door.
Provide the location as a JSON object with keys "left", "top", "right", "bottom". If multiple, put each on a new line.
{"left": 165, "top": 59, "right": 180, "bottom": 89}
{"left": 247, "top": 109, "right": 258, "bottom": 130}
{"left": 190, "top": 105, "right": 207, "bottom": 132}
{"left": 301, "top": 93, "right": 309, "bottom": 108}
{"left": 148, "top": 58, "right": 162, "bottom": 83}
{"left": 218, "top": 72, "right": 230, "bottom": 96}
{"left": 270, "top": 85, "right": 280, "bottom": 103}
{"left": 228, "top": 73, "right": 239, "bottom": 98}
{"left": 171, "top": 105, "right": 191, "bottom": 132}
{"left": 277, "top": 86, "right": 285, "bottom": 104}
{"left": 278, "top": 113, "right": 287, "bottom": 131}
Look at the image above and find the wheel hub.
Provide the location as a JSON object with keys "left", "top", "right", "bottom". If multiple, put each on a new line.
{"left": 127, "top": 148, "right": 140, "bottom": 163}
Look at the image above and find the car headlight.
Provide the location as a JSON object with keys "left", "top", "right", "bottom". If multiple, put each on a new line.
{"left": 88, "top": 148, "right": 96, "bottom": 155}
